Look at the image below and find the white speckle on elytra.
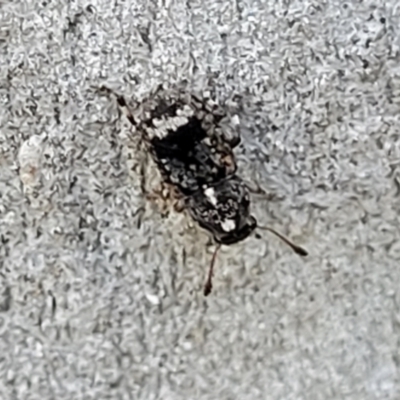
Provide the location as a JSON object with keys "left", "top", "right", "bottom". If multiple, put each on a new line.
{"left": 173, "top": 116, "right": 189, "bottom": 128}
{"left": 204, "top": 187, "right": 218, "bottom": 206}
{"left": 177, "top": 105, "right": 194, "bottom": 117}
{"left": 221, "top": 219, "right": 236, "bottom": 232}
{"left": 153, "top": 118, "right": 164, "bottom": 127}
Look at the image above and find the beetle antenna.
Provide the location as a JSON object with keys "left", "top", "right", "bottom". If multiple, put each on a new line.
{"left": 96, "top": 86, "right": 138, "bottom": 127}
{"left": 204, "top": 243, "right": 222, "bottom": 296}
{"left": 258, "top": 226, "right": 308, "bottom": 256}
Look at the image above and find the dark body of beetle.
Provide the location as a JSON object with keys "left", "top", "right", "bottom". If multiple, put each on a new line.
{"left": 116, "top": 88, "right": 257, "bottom": 246}
{"left": 108, "top": 86, "right": 307, "bottom": 295}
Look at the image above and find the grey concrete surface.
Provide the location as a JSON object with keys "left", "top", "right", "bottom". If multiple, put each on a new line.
{"left": 1, "top": 0, "right": 400, "bottom": 399}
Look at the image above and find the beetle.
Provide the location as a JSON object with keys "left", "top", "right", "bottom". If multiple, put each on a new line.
{"left": 100, "top": 85, "right": 307, "bottom": 295}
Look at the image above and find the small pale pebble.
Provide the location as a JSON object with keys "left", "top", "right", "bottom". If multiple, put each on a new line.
{"left": 18, "top": 135, "right": 44, "bottom": 188}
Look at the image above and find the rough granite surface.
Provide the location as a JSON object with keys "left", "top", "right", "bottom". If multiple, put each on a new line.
{"left": 1, "top": 0, "right": 400, "bottom": 399}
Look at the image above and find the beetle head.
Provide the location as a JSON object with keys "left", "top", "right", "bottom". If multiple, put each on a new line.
{"left": 186, "top": 176, "right": 257, "bottom": 245}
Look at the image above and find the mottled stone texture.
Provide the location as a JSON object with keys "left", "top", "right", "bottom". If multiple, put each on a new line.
{"left": 1, "top": 0, "right": 400, "bottom": 399}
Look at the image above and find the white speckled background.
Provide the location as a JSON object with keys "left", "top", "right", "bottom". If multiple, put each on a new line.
{"left": 1, "top": 0, "right": 400, "bottom": 399}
